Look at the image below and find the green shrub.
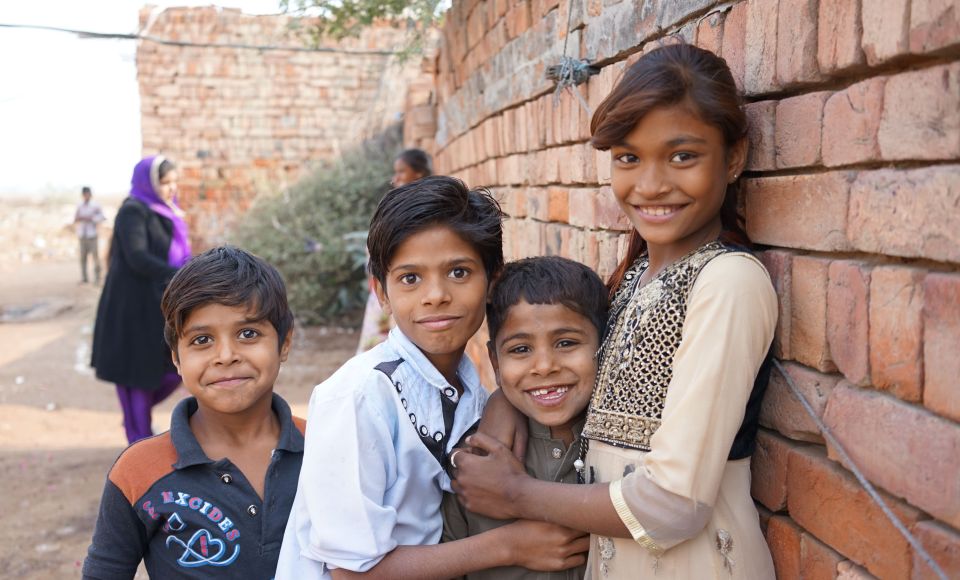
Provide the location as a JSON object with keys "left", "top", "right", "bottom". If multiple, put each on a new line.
{"left": 232, "top": 125, "right": 401, "bottom": 325}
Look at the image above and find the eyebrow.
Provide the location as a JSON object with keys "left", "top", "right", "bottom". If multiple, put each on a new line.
{"left": 665, "top": 135, "right": 708, "bottom": 147}
{"left": 615, "top": 134, "right": 709, "bottom": 149}
{"left": 182, "top": 317, "right": 265, "bottom": 334}
{"left": 497, "top": 326, "right": 589, "bottom": 346}
{"left": 390, "top": 256, "right": 481, "bottom": 272}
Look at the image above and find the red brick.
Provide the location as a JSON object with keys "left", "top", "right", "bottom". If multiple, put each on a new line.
{"left": 911, "top": 520, "right": 960, "bottom": 580}
{"left": 924, "top": 273, "right": 960, "bottom": 423}
{"left": 869, "top": 266, "right": 924, "bottom": 402}
{"left": 827, "top": 261, "right": 871, "bottom": 386}
{"left": 593, "top": 185, "right": 630, "bottom": 231}
{"left": 525, "top": 187, "right": 549, "bottom": 221}
{"left": 594, "top": 149, "right": 611, "bottom": 184}
{"left": 544, "top": 222, "right": 567, "bottom": 256}
{"left": 757, "top": 250, "right": 793, "bottom": 359}
{"left": 466, "top": 3, "right": 487, "bottom": 49}
{"left": 848, "top": 166, "right": 960, "bottom": 263}
{"left": 824, "top": 384, "right": 960, "bottom": 528}
{"left": 910, "top": 0, "right": 960, "bottom": 54}
{"left": 745, "top": 100, "right": 777, "bottom": 171}
{"left": 580, "top": 231, "right": 600, "bottom": 272}
{"left": 767, "top": 516, "right": 803, "bottom": 580}
{"left": 775, "top": 91, "right": 831, "bottom": 168}
{"left": 777, "top": 0, "right": 822, "bottom": 86}
{"left": 596, "top": 232, "right": 621, "bottom": 281}
{"left": 822, "top": 77, "right": 885, "bottom": 167}
{"left": 761, "top": 361, "right": 840, "bottom": 442}
{"left": 879, "top": 64, "right": 960, "bottom": 161}
{"left": 744, "top": 0, "right": 779, "bottom": 94}
{"left": 567, "top": 188, "right": 597, "bottom": 228}
{"left": 787, "top": 445, "right": 922, "bottom": 579}
{"left": 721, "top": 1, "right": 748, "bottom": 90}
{"left": 546, "top": 186, "right": 568, "bottom": 222}
{"left": 790, "top": 256, "right": 837, "bottom": 372}
{"left": 586, "top": 61, "right": 623, "bottom": 114}
{"left": 696, "top": 11, "right": 724, "bottom": 55}
{"left": 744, "top": 172, "right": 854, "bottom": 252}
{"left": 818, "top": 0, "right": 865, "bottom": 74}
{"left": 802, "top": 532, "right": 843, "bottom": 579}
{"left": 751, "top": 429, "right": 799, "bottom": 511}
{"left": 505, "top": 1, "right": 532, "bottom": 39}
{"left": 861, "top": 0, "right": 911, "bottom": 65}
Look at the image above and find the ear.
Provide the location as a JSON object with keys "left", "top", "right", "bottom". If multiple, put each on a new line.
{"left": 279, "top": 328, "right": 294, "bottom": 363}
{"left": 171, "top": 347, "right": 181, "bottom": 372}
{"left": 726, "top": 137, "right": 749, "bottom": 184}
{"left": 486, "top": 340, "right": 502, "bottom": 388}
{"left": 373, "top": 278, "right": 392, "bottom": 317}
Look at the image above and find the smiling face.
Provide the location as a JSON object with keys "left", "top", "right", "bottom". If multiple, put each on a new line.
{"left": 610, "top": 104, "right": 746, "bottom": 264}
{"left": 374, "top": 225, "right": 489, "bottom": 385}
{"left": 173, "top": 302, "right": 291, "bottom": 417}
{"left": 491, "top": 301, "right": 598, "bottom": 444}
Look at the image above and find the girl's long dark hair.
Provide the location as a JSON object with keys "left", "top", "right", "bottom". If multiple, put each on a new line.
{"left": 591, "top": 43, "right": 750, "bottom": 299}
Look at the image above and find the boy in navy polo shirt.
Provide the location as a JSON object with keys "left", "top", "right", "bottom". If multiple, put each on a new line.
{"left": 277, "top": 177, "right": 588, "bottom": 579}
{"left": 83, "top": 246, "right": 303, "bottom": 579}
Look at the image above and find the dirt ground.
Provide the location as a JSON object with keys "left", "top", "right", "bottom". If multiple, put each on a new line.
{"left": 0, "top": 253, "right": 358, "bottom": 579}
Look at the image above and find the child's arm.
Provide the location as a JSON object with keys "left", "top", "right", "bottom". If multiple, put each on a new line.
{"left": 330, "top": 519, "right": 588, "bottom": 580}
{"left": 476, "top": 388, "right": 528, "bottom": 461}
{"left": 452, "top": 433, "right": 630, "bottom": 537}
{"left": 82, "top": 479, "right": 148, "bottom": 579}
{"left": 454, "top": 255, "right": 778, "bottom": 553}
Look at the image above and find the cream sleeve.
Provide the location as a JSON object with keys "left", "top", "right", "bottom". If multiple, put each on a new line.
{"left": 610, "top": 253, "right": 778, "bottom": 553}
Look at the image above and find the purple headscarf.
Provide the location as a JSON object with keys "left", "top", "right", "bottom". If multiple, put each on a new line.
{"left": 129, "top": 156, "right": 191, "bottom": 268}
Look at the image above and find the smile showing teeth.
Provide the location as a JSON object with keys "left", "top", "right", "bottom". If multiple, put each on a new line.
{"left": 528, "top": 385, "right": 570, "bottom": 400}
{"left": 637, "top": 205, "right": 681, "bottom": 217}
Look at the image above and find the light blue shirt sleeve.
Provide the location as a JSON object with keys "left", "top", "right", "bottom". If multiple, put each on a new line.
{"left": 280, "top": 371, "right": 400, "bottom": 575}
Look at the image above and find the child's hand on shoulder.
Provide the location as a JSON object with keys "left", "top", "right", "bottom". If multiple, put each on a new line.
{"left": 450, "top": 432, "right": 528, "bottom": 520}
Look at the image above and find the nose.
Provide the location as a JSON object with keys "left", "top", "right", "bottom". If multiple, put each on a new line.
{"left": 632, "top": 162, "right": 670, "bottom": 199}
{"left": 531, "top": 349, "right": 559, "bottom": 376}
{"left": 420, "top": 276, "right": 451, "bottom": 306}
{"left": 215, "top": 340, "right": 240, "bottom": 365}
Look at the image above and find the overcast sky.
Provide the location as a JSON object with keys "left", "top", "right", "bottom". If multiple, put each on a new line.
{"left": 0, "top": 1, "right": 282, "bottom": 197}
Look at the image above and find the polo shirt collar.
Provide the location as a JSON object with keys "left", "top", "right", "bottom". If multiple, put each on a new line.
{"left": 386, "top": 327, "right": 482, "bottom": 396}
{"left": 170, "top": 393, "right": 303, "bottom": 469}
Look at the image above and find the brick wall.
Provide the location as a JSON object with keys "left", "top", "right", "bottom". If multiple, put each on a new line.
{"left": 412, "top": 1, "right": 960, "bottom": 578}
{"left": 137, "top": 7, "right": 419, "bottom": 246}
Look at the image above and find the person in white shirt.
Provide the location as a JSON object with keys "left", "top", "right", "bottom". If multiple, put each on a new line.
{"left": 277, "top": 176, "right": 588, "bottom": 579}
{"left": 74, "top": 186, "right": 105, "bottom": 284}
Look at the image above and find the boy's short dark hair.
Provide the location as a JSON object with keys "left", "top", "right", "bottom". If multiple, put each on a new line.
{"left": 367, "top": 175, "right": 504, "bottom": 286}
{"left": 82, "top": 186, "right": 91, "bottom": 195}
{"left": 161, "top": 246, "right": 294, "bottom": 353}
{"left": 487, "top": 256, "right": 609, "bottom": 344}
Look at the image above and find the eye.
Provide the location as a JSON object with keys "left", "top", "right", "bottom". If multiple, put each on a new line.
{"left": 239, "top": 328, "right": 260, "bottom": 340}
{"left": 670, "top": 151, "right": 697, "bottom": 163}
{"left": 614, "top": 152, "right": 640, "bottom": 165}
{"left": 190, "top": 335, "right": 211, "bottom": 346}
{"left": 398, "top": 273, "right": 420, "bottom": 285}
{"left": 506, "top": 344, "right": 531, "bottom": 355}
{"left": 449, "top": 267, "right": 470, "bottom": 279}
{"left": 556, "top": 339, "right": 581, "bottom": 349}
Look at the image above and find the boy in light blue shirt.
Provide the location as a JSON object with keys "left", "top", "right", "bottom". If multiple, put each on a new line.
{"left": 277, "top": 177, "right": 588, "bottom": 579}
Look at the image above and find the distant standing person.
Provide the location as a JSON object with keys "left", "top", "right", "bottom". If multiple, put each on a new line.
{"left": 91, "top": 156, "right": 192, "bottom": 444}
{"left": 74, "top": 186, "right": 105, "bottom": 284}
{"left": 357, "top": 148, "right": 433, "bottom": 353}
